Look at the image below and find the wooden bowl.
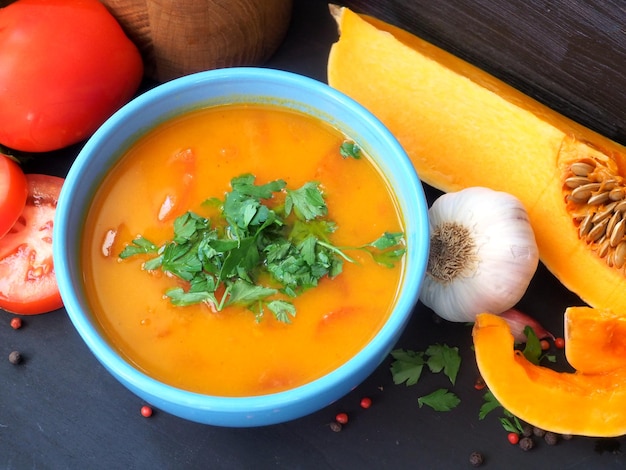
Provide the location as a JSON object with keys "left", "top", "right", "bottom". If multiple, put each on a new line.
{"left": 101, "top": 0, "right": 293, "bottom": 82}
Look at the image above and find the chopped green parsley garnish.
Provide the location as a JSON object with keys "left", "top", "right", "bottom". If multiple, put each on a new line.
{"left": 120, "top": 173, "right": 405, "bottom": 323}
{"left": 339, "top": 140, "right": 362, "bottom": 159}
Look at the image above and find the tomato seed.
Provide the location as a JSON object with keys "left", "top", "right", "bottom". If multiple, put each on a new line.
{"left": 140, "top": 405, "right": 153, "bottom": 418}
{"left": 335, "top": 412, "right": 348, "bottom": 425}
{"left": 10, "top": 317, "right": 22, "bottom": 329}
{"left": 360, "top": 397, "right": 372, "bottom": 409}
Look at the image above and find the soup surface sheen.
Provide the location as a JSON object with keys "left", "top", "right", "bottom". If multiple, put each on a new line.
{"left": 83, "top": 104, "right": 405, "bottom": 396}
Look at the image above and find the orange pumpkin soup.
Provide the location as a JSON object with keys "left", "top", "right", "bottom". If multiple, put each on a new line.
{"left": 82, "top": 104, "right": 405, "bottom": 396}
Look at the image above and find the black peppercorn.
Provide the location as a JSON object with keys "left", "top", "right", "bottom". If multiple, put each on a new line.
{"left": 532, "top": 427, "right": 546, "bottom": 438}
{"left": 469, "top": 451, "right": 484, "bottom": 467}
{"left": 522, "top": 424, "right": 533, "bottom": 437}
{"left": 544, "top": 432, "right": 559, "bottom": 445}
{"left": 329, "top": 421, "right": 342, "bottom": 432}
{"left": 8, "top": 350, "right": 22, "bottom": 364}
{"left": 519, "top": 437, "right": 534, "bottom": 451}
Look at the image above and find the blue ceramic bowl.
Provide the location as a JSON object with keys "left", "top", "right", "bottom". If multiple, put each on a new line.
{"left": 53, "top": 67, "right": 429, "bottom": 427}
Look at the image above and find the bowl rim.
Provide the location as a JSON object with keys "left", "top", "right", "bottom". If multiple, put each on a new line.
{"left": 53, "top": 67, "right": 429, "bottom": 423}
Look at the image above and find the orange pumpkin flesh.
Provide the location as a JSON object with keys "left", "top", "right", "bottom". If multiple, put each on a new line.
{"left": 473, "top": 313, "right": 626, "bottom": 437}
{"left": 565, "top": 306, "right": 626, "bottom": 375}
{"left": 327, "top": 6, "right": 626, "bottom": 314}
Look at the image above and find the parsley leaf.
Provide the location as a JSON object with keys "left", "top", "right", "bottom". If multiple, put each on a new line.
{"left": 478, "top": 390, "right": 501, "bottom": 420}
{"left": 522, "top": 326, "right": 542, "bottom": 365}
{"left": 285, "top": 182, "right": 327, "bottom": 221}
{"left": 339, "top": 140, "right": 362, "bottom": 159}
{"left": 119, "top": 236, "right": 158, "bottom": 258}
{"left": 425, "top": 344, "right": 461, "bottom": 385}
{"left": 390, "top": 349, "right": 425, "bottom": 386}
{"left": 267, "top": 300, "right": 297, "bottom": 323}
{"left": 417, "top": 389, "right": 460, "bottom": 412}
{"left": 500, "top": 415, "right": 525, "bottom": 434}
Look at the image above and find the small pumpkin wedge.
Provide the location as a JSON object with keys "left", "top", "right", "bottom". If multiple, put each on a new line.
{"left": 565, "top": 306, "right": 626, "bottom": 375}
{"left": 473, "top": 312, "right": 626, "bottom": 437}
{"left": 327, "top": 6, "right": 626, "bottom": 313}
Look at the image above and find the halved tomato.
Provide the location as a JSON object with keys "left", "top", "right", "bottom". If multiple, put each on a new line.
{"left": 0, "top": 154, "right": 28, "bottom": 239}
{"left": 0, "top": 174, "right": 64, "bottom": 314}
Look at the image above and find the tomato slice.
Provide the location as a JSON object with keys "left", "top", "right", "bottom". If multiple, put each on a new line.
{"left": 0, "top": 174, "right": 64, "bottom": 314}
{"left": 0, "top": 154, "right": 28, "bottom": 239}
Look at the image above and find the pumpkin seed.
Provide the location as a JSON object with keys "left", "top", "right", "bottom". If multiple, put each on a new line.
{"left": 591, "top": 202, "right": 617, "bottom": 224}
{"left": 564, "top": 176, "right": 591, "bottom": 188}
{"left": 570, "top": 162, "right": 595, "bottom": 177}
{"left": 587, "top": 218, "right": 608, "bottom": 242}
{"left": 610, "top": 218, "right": 626, "bottom": 248}
{"left": 597, "top": 238, "right": 611, "bottom": 258}
{"left": 569, "top": 183, "right": 601, "bottom": 203}
{"left": 614, "top": 242, "right": 626, "bottom": 268}
{"left": 588, "top": 191, "right": 611, "bottom": 206}
{"left": 606, "top": 210, "right": 622, "bottom": 238}
{"left": 601, "top": 180, "right": 618, "bottom": 191}
{"left": 578, "top": 214, "right": 594, "bottom": 238}
{"left": 609, "top": 187, "right": 626, "bottom": 201}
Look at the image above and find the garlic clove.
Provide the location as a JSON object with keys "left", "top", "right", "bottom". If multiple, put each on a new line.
{"left": 499, "top": 308, "right": 555, "bottom": 343}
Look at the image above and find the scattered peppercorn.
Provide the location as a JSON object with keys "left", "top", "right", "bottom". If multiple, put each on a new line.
{"left": 469, "top": 451, "right": 484, "bottom": 467}
{"left": 521, "top": 423, "right": 533, "bottom": 437}
{"left": 140, "top": 405, "right": 153, "bottom": 418}
{"left": 532, "top": 427, "right": 546, "bottom": 438}
{"left": 507, "top": 432, "right": 520, "bottom": 445}
{"left": 10, "top": 317, "right": 22, "bottom": 330}
{"left": 335, "top": 412, "right": 349, "bottom": 425}
{"left": 8, "top": 351, "right": 22, "bottom": 365}
{"left": 540, "top": 339, "right": 550, "bottom": 351}
{"left": 562, "top": 434, "right": 573, "bottom": 441}
{"left": 519, "top": 437, "right": 534, "bottom": 451}
{"left": 474, "top": 377, "right": 486, "bottom": 390}
{"left": 360, "top": 397, "right": 372, "bottom": 409}
{"left": 554, "top": 337, "right": 565, "bottom": 349}
{"left": 544, "top": 432, "right": 559, "bottom": 446}
{"left": 329, "top": 421, "right": 342, "bottom": 432}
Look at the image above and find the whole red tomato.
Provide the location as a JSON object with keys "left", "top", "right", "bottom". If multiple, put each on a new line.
{"left": 0, "top": 0, "right": 144, "bottom": 152}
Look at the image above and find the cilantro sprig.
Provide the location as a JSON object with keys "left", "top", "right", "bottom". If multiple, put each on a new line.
{"left": 120, "top": 173, "right": 405, "bottom": 323}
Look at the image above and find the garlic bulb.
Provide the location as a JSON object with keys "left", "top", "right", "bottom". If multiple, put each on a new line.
{"left": 419, "top": 187, "right": 539, "bottom": 322}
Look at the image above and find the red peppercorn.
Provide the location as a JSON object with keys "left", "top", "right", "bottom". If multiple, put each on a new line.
{"left": 360, "top": 397, "right": 372, "bottom": 409}
{"left": 10, "top": 317, "right": 22, "bottom": 330}
{"left": 335, "top": 412, "right": 349, "bottom": 425}
{"left": 507, "top": 432, "right": 520, "bottom": 445}
{"left": 474, "top": 377, "right": 486, "bottom": 390}
{"left": 554, "top": 337, "right": 565, "bottom": 349}
{"left": 140, "top": 405, "right": 153, "bottom": 418}
{"left": 540, "top": 339, "right": 550, "bottom": 351}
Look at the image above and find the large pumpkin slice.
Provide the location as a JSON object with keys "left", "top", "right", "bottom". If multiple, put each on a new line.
{"left": 473, "top": 312, "right": 626, "bottom": 437}
{"left": 327, "top": 6, "right": 626, "bottom": 313}
{"left": 565, "top": 306, "right": 626, "bottom": 374}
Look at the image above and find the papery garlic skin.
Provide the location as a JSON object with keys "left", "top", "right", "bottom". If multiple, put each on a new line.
{"left": 419, "top": 187, "right": 539, "bottom": 322}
